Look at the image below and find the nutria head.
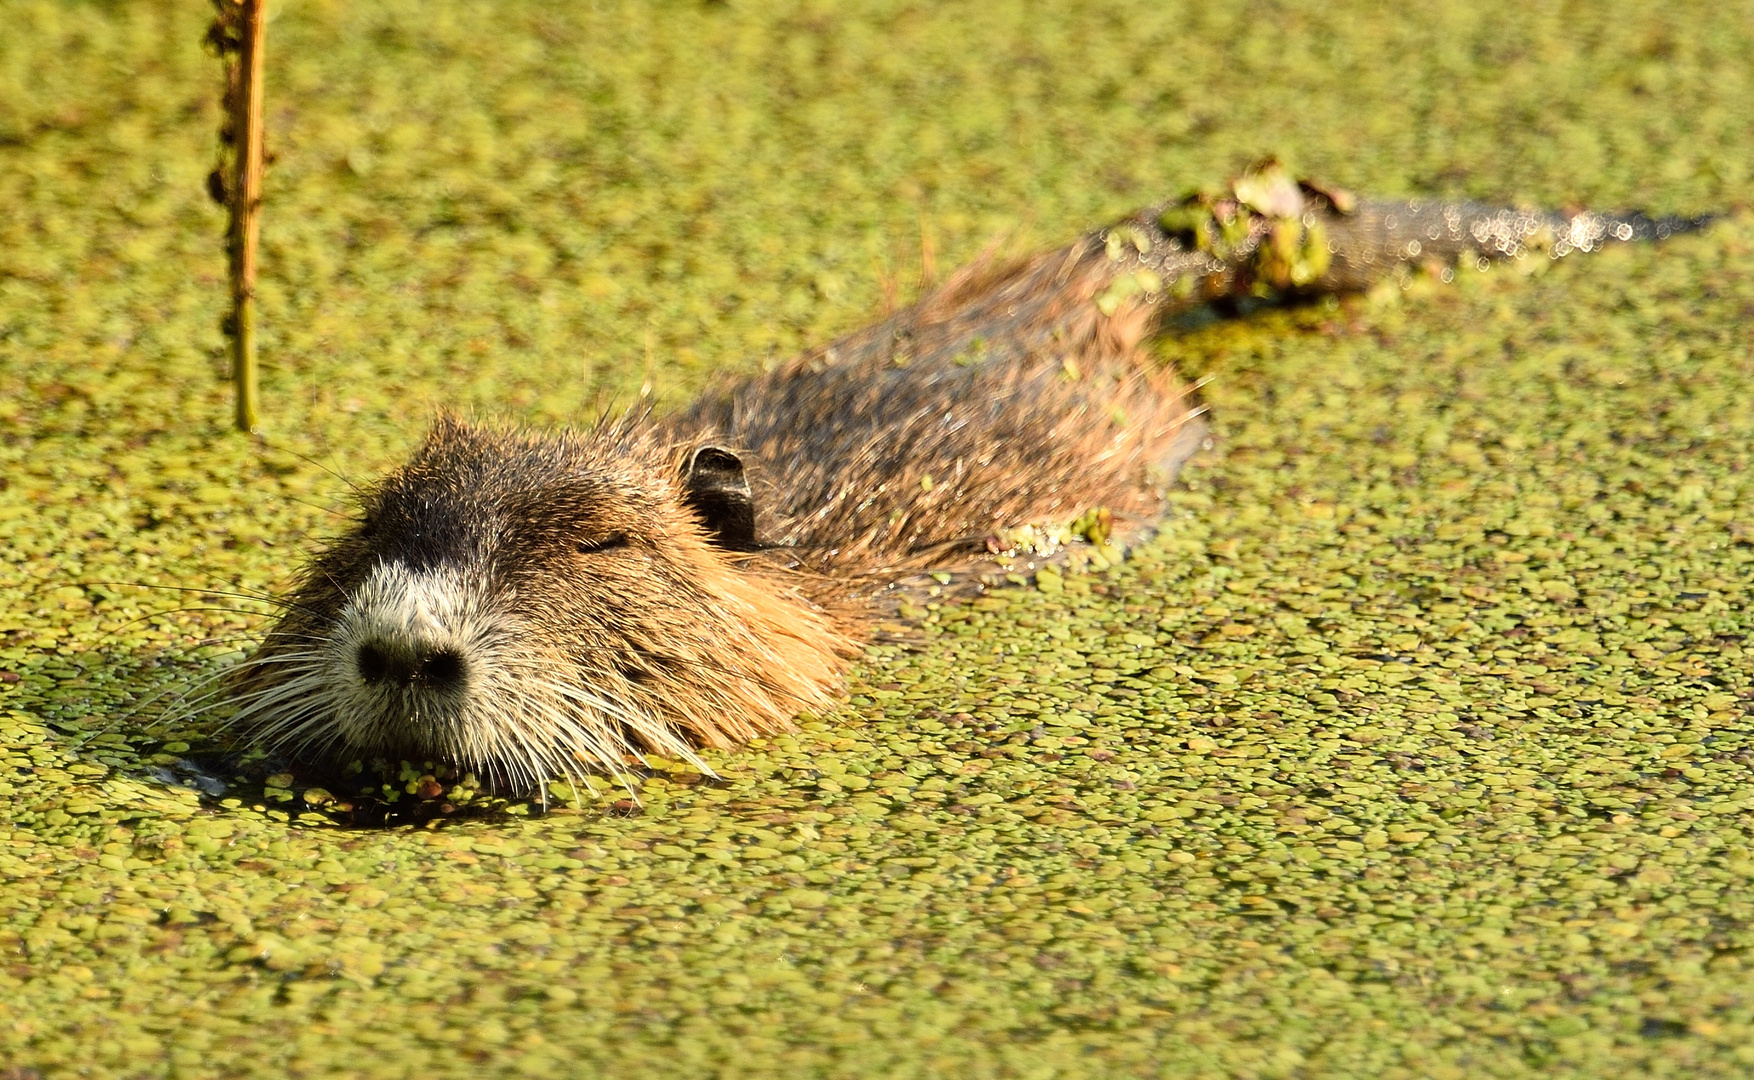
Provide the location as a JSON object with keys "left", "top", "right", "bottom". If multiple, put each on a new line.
{"left": 234, "top": 414, "right": 846, "bottom": 793}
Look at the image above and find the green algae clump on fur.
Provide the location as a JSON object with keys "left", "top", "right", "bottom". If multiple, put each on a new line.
{"left": 2, "top": 0, "right": 1754, "bottom": 1077}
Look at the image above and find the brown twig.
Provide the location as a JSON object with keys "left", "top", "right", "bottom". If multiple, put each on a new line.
{"left": 207, "top": 0, "right": 267, "bottom": 433}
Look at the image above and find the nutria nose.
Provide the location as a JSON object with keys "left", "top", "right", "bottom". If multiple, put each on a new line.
{"left": 356, "top": 641, "right": 467, "bottom": 691}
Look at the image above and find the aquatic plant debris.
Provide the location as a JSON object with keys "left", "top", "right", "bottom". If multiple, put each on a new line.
{"left": 2, "top": 0, "right": 1753, "bottom": 1077}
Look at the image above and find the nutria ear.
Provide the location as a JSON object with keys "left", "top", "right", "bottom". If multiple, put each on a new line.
{"left": 680, "top": 446, "right": 757, "bottom": 550}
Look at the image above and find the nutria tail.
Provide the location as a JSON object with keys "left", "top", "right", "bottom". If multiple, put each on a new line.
{"left": 1301, "top": 193, "right": 1712, "bottom": 292}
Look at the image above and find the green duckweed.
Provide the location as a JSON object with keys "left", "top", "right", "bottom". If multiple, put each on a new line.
{"left": 2, "top": 0, "right": 1753, "bottom": 1077}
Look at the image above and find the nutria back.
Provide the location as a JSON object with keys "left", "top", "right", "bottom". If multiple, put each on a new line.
{"left": 233, "top": 163, "right": 1705, "bottom": 793}
{"left": 660, "top": 243, "right": 1205, "bottom": 583}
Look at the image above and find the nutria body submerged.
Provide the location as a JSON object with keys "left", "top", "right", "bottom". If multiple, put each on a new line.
{"left": 234, "top": 165, "right": 1702, "bottom": 792}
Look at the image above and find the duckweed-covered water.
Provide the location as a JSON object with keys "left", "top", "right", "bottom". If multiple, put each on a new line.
{"left": 3, "top": 1, "right": 1753, "bottom": 1076}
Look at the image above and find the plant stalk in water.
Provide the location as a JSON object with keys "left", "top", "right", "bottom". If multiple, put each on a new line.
{"left": 207, "top": 0, "right": 267, "bottom": 433}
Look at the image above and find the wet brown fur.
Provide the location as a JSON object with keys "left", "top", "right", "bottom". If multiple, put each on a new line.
{"left": 661, "top": 238, "right": 1203, "bottom": 583}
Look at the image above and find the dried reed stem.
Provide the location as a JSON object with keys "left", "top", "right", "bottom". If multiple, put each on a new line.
{"left": 209, "top": 0, "right": 267, "bottom": 432}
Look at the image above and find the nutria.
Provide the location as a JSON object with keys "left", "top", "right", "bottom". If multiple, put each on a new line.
{"left": 230, "top": 163, "right": 1704, "bottom": 794}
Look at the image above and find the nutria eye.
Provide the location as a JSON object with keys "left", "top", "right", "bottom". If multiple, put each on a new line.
{"left": 577, "top": 532, "right": 628, "bottom": 554}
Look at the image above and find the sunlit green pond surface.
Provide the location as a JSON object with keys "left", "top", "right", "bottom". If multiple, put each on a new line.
{"left": 2, "top": 1, "right": 1752, "bottom": 1076}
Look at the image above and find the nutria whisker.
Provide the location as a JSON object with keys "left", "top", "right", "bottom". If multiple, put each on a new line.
{"left": 116, "top": 636, "right": 329, "bottom": 736}
{"left": 260, "top": 441, "right": 368, "bottom": 502}
{"left": 74, "top": 579, "right": 320, "bottom": 617}
{"left": 107, "top": 608, "right": 285, "bottom": 641}
{"left": 530, "top": 678, "right": 703, "bottom": 769}
{"left": 209, "top": 654, "right": 332, "bottom": 734}
{"left": 498, "top": 700, "right": 610, "bottom": 807}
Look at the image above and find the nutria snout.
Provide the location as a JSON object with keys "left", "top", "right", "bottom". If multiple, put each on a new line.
{"left": 231, "top": 163, "right": 1706, "bottom": 794}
